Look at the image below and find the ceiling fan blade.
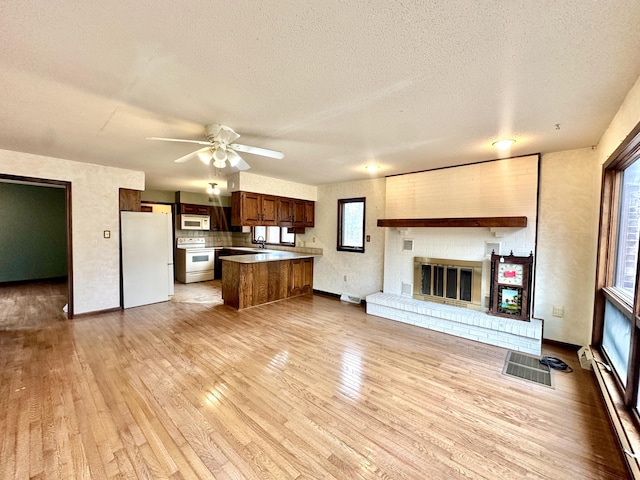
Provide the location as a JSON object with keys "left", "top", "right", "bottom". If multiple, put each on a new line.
{"left": 229, "top": 143, "right": 284, "bottom": 159}
{"left": 147, "top": 137, "right": 213, "bottom": 146}
{"left": 226, "top": 149, "right": 242, "bottom": 167}
{"left": 236, "top": 158, "right": 251, "bottom": 171}
{"left": 174, "top": 147, "right": 209, "bottom": 163}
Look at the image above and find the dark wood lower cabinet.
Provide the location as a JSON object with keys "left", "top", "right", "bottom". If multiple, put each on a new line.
{"left": 290, "top": 258, "right": 313, "bottom": 296}
{"left": 222, "top": 258, "right": 313, "bottom": 310}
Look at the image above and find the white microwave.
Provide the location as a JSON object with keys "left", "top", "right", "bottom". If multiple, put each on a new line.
{"left": 180, "top": 214, "right": 210, "bottom": 230}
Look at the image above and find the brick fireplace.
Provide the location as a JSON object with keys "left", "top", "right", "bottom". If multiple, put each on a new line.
{"left": 368, "top": 154, "right": 541, "bottom": 354}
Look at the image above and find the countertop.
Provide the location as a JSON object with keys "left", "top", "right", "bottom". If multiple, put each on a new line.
{"left": 219, "top": 249, "right": 320, "bottom": 264}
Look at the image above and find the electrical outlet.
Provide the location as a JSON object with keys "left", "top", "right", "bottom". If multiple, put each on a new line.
{"left": 343, "top": 275, "right": 347, "bottom": 282}
{"left": 552, "top": 306, "right": 564, "bottom": 318}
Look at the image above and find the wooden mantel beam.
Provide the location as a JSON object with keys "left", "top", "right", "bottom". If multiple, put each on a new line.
{"left": 376, "top": 216, "right": 528, "bottom": 228}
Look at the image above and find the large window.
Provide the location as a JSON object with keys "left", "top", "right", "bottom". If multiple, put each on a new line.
{"left": 253, "top": 226, "right": 295, "bottom": 246}
{"left": 595, "top": 124, "right": 640, "bottom": 413}
{"left": 614, "top": 160, "right": 640, "bottom": 299}
{"left": 337, "top": 197, "right": 365, "bottom": 253}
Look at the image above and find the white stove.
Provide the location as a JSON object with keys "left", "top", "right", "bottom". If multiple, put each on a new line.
{"left": 175, "top": 237, "right": 216, "bottom": 283}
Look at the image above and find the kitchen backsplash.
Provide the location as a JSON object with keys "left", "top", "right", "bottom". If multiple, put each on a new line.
{"left": 174, "top": 229, "right": 322, "bottom": 254}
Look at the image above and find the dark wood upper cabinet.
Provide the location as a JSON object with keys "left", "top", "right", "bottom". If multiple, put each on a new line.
{"left": 232, "top": 191, "right": 278, "bottom": 226}
{"left": 232, "top": 191, "right": 314, "bottom": 228}
{"left": 278, "top": 197, "right": 294, "bottom": 226}
{"left": 261, "top": 195, "right": 278, "bottom": 225}
{"left": 119, "top": 188, "right": 141, "bottom": 212}
{"left": 292, "top": 200, "right": 306, "bottom": 227}
{"left": 304, "top": 200, "right": 315, "bottom": 227}
{"left": 179, "top": 203, "right": 211, "bottom": 216}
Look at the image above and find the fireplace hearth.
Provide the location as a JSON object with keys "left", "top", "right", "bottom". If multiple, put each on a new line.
{"left": 413, "top": 257, "right": 483, "bottom": 310}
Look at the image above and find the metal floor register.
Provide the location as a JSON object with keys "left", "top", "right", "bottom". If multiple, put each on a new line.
{"left": 502, "top": 351, "right": 554, "bottom": 388}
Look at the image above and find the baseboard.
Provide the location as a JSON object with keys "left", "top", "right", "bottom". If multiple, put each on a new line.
{"left": 542, "top": 338, "right": 581, "bottom": 351}
{"left": 72, "top": 306, "right": 121, "bottom": 319}
{"left": 312, "top": 289, "right": 341, "bottom": 299}
{"left": 0, "top": 276, "right": 68, "bottom": 286}
{"left": 312, "top": 289, "right": 365, "bottom": 305}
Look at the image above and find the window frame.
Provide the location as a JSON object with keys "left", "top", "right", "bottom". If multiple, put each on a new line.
{"left": 337, "top": 197, "right": 366, "bottom": 253}
{"left": 594, "top": 121, "right": 640, "bottom": 410}
{"left": 252, "top": 226, "right": 295, "bottom": 247}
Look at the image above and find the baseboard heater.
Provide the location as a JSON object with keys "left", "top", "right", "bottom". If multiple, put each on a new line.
{"left": 591, "top": 348, "right": 640, "bottom": 478}
{"left": 340, "top": 294, "right": 362, "bottom": 304}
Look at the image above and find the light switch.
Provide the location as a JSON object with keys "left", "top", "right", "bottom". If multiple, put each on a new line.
{"left": 104, "top": 230, "right": 111, "bottom": 239}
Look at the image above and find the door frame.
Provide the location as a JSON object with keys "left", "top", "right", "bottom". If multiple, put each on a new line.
{"left": 0, "top": 174, "right": 74, "bottom": 318}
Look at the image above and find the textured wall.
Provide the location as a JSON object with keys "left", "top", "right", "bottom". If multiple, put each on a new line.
{"left": 598, "top": 73, "right": 640, "bottom": 166}
{"left": 227, "top": 171, "right": 317, "bottom": 201}
{"left": 535, "top": 148, "right": 601, "bottom": 346}
{"left": 299, "top": 178, "right": 386, "bottom": 298}
{"left": 0, "top": 149, "right": 144, "bottom": 314}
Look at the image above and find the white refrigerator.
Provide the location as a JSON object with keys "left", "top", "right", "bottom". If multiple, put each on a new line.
{"left": 121, "top": 211, "right": 174, "bottom": 308}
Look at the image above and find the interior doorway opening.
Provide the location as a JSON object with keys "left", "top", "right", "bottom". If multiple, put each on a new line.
{"left": 0, "top": 174, "right": 73, "bottom": 326}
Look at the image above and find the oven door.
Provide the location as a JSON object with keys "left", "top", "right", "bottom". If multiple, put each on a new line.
{"left": 180, "top": 249, "right": 215, "bottom": 282}
{"left": 185, "top": 249, "right": 215, "bottom": 273}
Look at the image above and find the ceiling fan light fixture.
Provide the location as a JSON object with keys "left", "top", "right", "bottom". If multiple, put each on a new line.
{"left": 212, "top": 158, "right": 226, "bottom": 169}
{"left": 492, "top": 139, "right": 516, "bottom": 150}
{"left": 197, "top": 150, "right": 213, "bottom": 165}
{"left": 213, "top": 146, "right": 227, "bottom": 163}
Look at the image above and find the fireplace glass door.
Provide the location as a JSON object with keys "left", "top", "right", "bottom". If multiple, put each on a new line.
{"left": 414, "top": 258, "right": 483, "bottom": 310}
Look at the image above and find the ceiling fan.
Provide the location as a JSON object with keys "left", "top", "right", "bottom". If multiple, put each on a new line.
{"left": 148, "top": 124, "right": 284, "bottom": 170}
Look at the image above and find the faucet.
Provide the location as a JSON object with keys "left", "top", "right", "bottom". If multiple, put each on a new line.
{"left": 257, "top": 235, "right": 266, "bottom": 249}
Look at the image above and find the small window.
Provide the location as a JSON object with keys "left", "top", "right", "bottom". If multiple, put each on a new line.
{"left": 337, "top": 197, "right": 365, "bottom": 253}
{"left": 253, "top": 226, "right": 295, "bottom": 246}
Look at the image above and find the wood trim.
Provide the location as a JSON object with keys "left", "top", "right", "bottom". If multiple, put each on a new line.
{"left": 383, "top": 153, "right": 542, "bottom": 179}
{"left": 65, "top": 181, "right": 74, "bottom": 319}
{"left": 603, "top": 120, "right": 640, "bottom": 170}
{"left": 593, "top": 168, "right": 619, "bottom": 346}
{"left": 338, "top": 197, "right": 366, "bottom": 253}
{"left": 377, "top": 216, "right": 527, "bottom": 228}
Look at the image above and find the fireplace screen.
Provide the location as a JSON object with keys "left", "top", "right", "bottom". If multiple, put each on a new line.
{"left": 413, "top": 257, "right": 483, "bottom": 310}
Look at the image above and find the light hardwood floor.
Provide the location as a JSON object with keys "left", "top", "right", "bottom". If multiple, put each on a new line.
{"left": 0, "top": 282, "right": 629, "bottom": 479}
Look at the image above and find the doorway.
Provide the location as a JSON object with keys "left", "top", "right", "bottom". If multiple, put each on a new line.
{"left": 0, "top": 174, "right": 73, "bottom": 328}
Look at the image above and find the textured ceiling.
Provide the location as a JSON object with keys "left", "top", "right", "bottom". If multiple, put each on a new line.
{"left": 1, "top": 1, "right": 640, "bottom": 195}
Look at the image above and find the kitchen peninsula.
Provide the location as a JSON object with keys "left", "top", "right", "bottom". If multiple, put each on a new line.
{"left": 221, "top": 250, "right": 318, "bottom": 310}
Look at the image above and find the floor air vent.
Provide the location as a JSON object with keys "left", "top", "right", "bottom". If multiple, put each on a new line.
{"left": 502, "top": 351, "right": 554, "bottom": 388}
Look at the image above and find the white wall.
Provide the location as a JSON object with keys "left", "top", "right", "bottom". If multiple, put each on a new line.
{"left": 0, "top": 149, "right": 144, "bottom": 314}
{"left": 227, "top": 171, "right": 317, "bottom": 201}
{"left": 598, "top": 73, "right": 640, "bottom": 167}
{"left": 299, "top": 178, "right": 386, "bottom": 299}
{"left": 535, "top": 148, "right": 601, "bottom": 346}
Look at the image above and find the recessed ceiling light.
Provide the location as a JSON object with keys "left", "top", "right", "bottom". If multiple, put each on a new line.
{"left": 366, "top": 165, "right": 380, "bottom": 173}
{"left": 492, "top": 139, "right": 516, "bottom": 150}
